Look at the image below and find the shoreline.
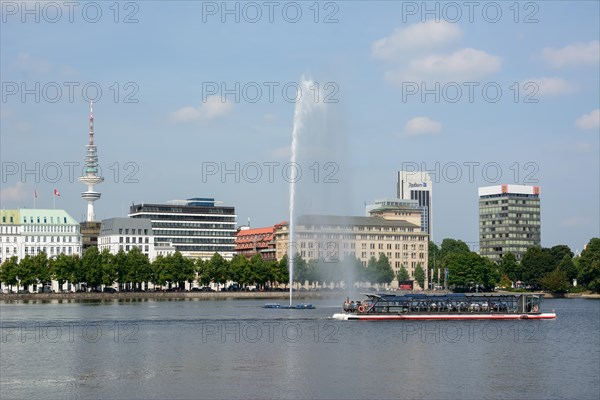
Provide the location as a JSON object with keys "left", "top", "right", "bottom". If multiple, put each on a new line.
{"left": 0, "top": 291, "right": 327, "bottom": 302}
{"left": 1, "top": 290, "right": 598, "bottom": 302}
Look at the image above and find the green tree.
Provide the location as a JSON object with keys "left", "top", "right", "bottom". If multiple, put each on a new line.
{"left": 52, "top": 253, "right": 75, "bottom": 291}
{"left": 521, "top": 247, "right": 554, "bottom": 287}
{"left": 272, "top": 256, "right": 289, "bottom": 287}
{"left": 208, "top": 252, "right": 228, "bottom": 288}
{"left": 0, "top": 256, "right": 19, "bottom": 291}
{"left": 113, "top": 250, "right": 129, "bottom": 289}
{"left": 397, "top": 265, "right": 410, "bottom": 282}
{"left": 446, "top": 252, "right": 499, "bottom": 291}
{"left": 499, "top": 252, "right": 521, "bottom": 283}
{"left": 18, "top": 255, "right": 38, "bottom": 290}
{"left": 32, "top": 251, "right": 51, "bottom": 287}
{"left": 439, "top": 238, "right": 470, "bottom": 260}
{"left": 540, "top": 267, "right": 569, "bottom": 293}
{"left": 550, "top": 245, "right": 574, "bottom": 268}
{"left": 126, "top": 246, "right": 152, "bottom": 290}
{"left": 365, "top": 256, "right": 378, "bottom": 284}
{"left": 558, "top": 254, "right": 577, "bottom": 284}
{"left": 292, "top": 254, "right": 308, "bottom": 286}
{"left": 167, "top": 251, "right": 194, "bottom": 289}
{"left": 195, "top": 258, "right": 211, "bottom": 287}
{"left": 229, "top": 255, "right": 248, "bottom": 285}
{"left": 578, "top": 238, "right": 600, "bottom": 292}
{"left": 248, "top": 253, "right": 270, "bottom": 288}
{"left": 82, "top": 246, "right": 102, "bottom": 290}
{"left": 375, "top": 253, "right": 394, "bottom": 286}
{"left": 541, "top": 267, "right": 569, "bottom": 293}
{"left": 414, "top": 263, "right": 425, "bottom": 289}
{"left": 100, "top": 249, "right": 116, "bottom": 287}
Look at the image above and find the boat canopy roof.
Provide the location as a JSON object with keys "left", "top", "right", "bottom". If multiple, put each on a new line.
{"left": 363, "top": 293, "right": 544, "bottom": 302}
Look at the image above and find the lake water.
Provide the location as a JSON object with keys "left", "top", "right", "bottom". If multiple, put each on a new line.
{"left": 1, "top": 296, "right": 598, "bottom": 399}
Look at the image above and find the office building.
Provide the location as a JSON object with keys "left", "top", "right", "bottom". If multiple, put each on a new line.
{"left": 479, "top": 184, "right": 541, "bottom": 262}
{"left": 129, "top": 198, "right": 236, "bottom": 260}
{"left": 397, "top": 171, "right": 432, "bottom": 236}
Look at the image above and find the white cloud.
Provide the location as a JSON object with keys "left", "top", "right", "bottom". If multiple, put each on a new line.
{"left": 15, "top": 53, "right": 51, "bottom": 74}
{"left": 386, "top": 48, "right": 501, "bottom": 84}
{"left": 372, "top": 21, "right": 462, "bottom": 60}
{"left": 169, "top": 96, "right": 233, "bottom": 122}
{"left": 542, "top": 41, "right": 600, "bottom": 68}
{"left": 523, "top": 77, "right": 575, "bottom": 96}
{"left": 575, "top": 109, "right": 600, "bottom": 130}
{"left": 0, "top": 182, "right": 29, "bottom": 203}
{"left": 404, "top": 117, "right": 442, "bottom": 136}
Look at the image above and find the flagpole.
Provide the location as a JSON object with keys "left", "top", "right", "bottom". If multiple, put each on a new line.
{"left": 33, "top": 190, "right": 36, "bottom": 209}
{"left": 53, "top": 193, "right": 56, "bottom": 209}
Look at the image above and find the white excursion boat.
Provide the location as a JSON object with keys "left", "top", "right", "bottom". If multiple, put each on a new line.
{"left": 332, "top": 293, "right": 557, "bottom": 321}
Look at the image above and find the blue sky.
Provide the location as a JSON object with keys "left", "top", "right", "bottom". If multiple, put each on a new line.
{"left": 1, "top": 1, "right": 599, "bottom": 253}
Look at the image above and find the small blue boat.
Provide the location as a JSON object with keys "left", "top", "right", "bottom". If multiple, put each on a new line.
{"left": 263, "top": 303, "right": 315, "bottom": 309}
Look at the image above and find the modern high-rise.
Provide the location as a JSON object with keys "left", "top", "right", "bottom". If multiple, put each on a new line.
{"left": 479, "top": 184, "right": 541, "bottom": 262}
{"left": 397, "top": 171, "right": 433, "bottom": 236}
{"left": 129, "top": 198, "right": 237, "bottom": 260}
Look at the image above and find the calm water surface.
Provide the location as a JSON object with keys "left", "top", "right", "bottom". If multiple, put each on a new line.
{"left": 1, "top": 297, "right": 598, "bottom": 399}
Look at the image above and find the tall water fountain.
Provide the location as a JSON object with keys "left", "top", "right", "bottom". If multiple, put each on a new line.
{"left": 286, "top": 76, "right": 348, "bottom": 307}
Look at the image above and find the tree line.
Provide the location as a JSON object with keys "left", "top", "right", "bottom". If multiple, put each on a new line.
{"left": 2, "top": 237, "right": 598, "bottom": 293}
{"left": 0, "top": 247, "right": 397, "bottom": 292}
{"left": 428, "top": 237, "right": 600, "bottom": 293}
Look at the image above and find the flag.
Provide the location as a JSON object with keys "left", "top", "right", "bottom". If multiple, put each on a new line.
{"left": 54, "top": 189, "right": 61, "bottom": 197}
{"left": 34, "top": 190, "right": 37, "bottom": 198}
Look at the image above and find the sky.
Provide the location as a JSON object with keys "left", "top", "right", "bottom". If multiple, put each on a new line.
{"left": 1, "top": 1, "right": 599, "bottom": 253}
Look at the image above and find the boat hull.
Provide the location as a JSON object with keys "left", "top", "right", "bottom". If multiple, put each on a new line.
{"left": 332, "top": 312, "right": 557, "bottom": 321}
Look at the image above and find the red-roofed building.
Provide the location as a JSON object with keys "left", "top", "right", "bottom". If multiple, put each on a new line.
{"left": 235, "top": 222, "right": 286, "bottom": 261}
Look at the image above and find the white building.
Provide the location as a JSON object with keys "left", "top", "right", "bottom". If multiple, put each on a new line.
{"left": 98, "top": 218, "right": 164, "bottom": 261}
{"left": 397, "top": 171, "right": 433, "bottom": 236}
{"left": 0, "top": 209, "right": 81, "bottom": 264}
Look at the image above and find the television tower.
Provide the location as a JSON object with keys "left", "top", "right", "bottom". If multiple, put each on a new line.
{"left": 78, "top": 100, "right": 104, "bottom": 222}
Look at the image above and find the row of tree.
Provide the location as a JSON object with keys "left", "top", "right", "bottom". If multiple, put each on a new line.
{"left": 0, "top": 247, "right": 398, "bottom": 291}
{"left": 428, "top": 238, "right": 600, "bottom": 293}
{"left": 2, "top": 238, "right": 599, "bottom": 293}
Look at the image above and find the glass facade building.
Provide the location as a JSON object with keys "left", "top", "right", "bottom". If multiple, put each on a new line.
{"left": 129, "top": 198, "right": 236, "bottom": 259}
